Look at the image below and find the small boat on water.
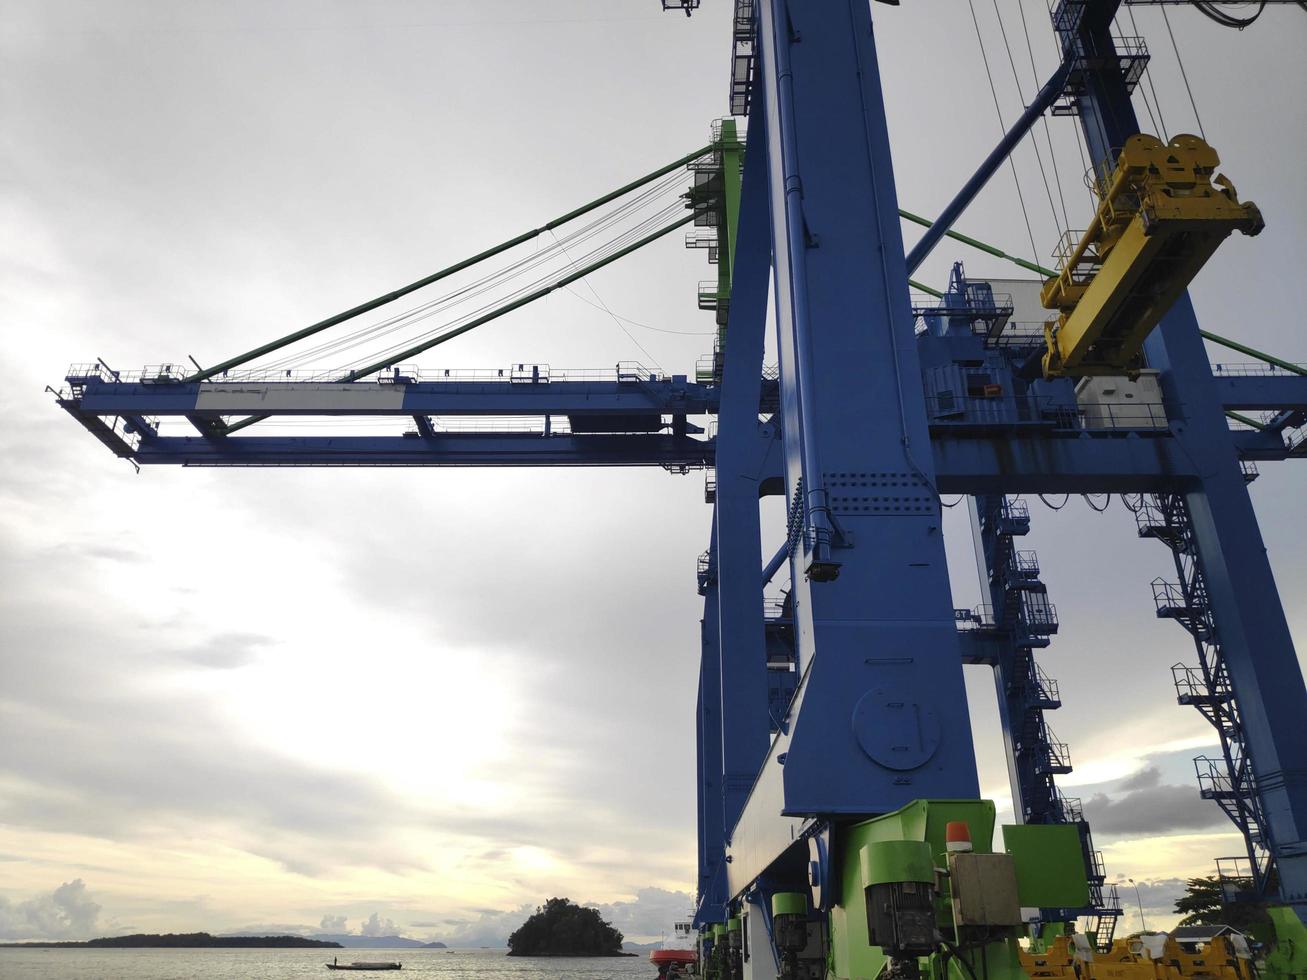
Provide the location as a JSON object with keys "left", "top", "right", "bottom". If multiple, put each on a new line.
{"left": 651, "top": 917, "right": 697, "bottom": 978}
{"left": 651, "top": 948, "right": 696, "bottom": 978}
{"left": 325, "top": 959, "right": 402, "bottom": 971}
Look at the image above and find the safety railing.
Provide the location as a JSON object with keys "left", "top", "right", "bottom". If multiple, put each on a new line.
{"left": 1037, "top": 734, "right": 1073, "bottom": 774}
{"left": 954, "top": 604, "right": 996, "bottom": 631}
{"left": 1033, "top": 662, "right": 1061, "bottom": 705}
{"left": 1080, "top": 398, "right": 1168, "bottom": 430}
{"left": 911, "top": 291, "right": 1014, "bottom": 338}
{"left": 697, "top": 280, "right": 723, "bottom": 312}
{"left": 1003, "top": 498, "right": 1030, "bottom": 523}
{"left": 986, "top": 320, "right": 1049, "bottom": 350}
{"left": 1195, "top": 755, "right": 1244, "bottom": 799}
{"left": 1172, "top": 664, "right": 1229, "bottom": 703}
{"left": 1152, "top": 579, "right": 1202, "bottom": 617}
{"left": 1020, "top": 592, "right": 1059, "bottom": 633}
{"left": 728, "top": 1, "right": 756, "bottom": 116}
{"left": 1055, "top": 792, "right": 1084, "bottom": 825}
{"left": 425, "top": 416, "right": 572, "bottom": 435}
{"left": 65, "top": 362, "right": 120, "bottom": 384}
{"left": 1211, "top": 361, "right": 1307, "bottom": 377}
{"left": 697, "top": 550, "right": 714, "bottom": 594}
{"left": 1214, "top": 857, "right": 1256, "bottom": 903}
{"left": 66, "top": 361, "right": 674, "bottom": 386}
{"left": 685, "top": 230, "right": 720, "bottom": 264}
{"left": 1051, "top": 228, "right": 1100, "bottom": 286}
{"left": 922, "top": 391, "right": 1169, "bottom": 432}
{"left": 1013, "top": 550, "right": 1041, "bottom": 576}
{"left": 1090, "top": 850, "right": 1108, "bottom": 882}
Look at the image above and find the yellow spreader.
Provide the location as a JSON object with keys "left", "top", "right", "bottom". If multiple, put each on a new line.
{"left": 1041, "top": 133, "right": 1263, "bottom": 378}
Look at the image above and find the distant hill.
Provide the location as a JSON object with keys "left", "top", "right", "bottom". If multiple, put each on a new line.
{"left": 309, "top": 934, "right": 447, "bottom": 949}
{"left": 221, "top": 931, "right": 446, "bottom": 949}
{"left": 2, "top": 933, "right": 340, "bottom": 949}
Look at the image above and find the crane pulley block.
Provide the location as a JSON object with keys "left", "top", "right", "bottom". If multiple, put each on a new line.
{"left": 1040, "top": 133, "right": 1263, "bottom": 378}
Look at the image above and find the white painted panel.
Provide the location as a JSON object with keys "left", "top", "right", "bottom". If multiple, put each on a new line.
{"left": 196, "top": 383, "right": 406, "bottom": 413}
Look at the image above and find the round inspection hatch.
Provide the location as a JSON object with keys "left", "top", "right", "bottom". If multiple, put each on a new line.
{"left": 851, "top": 691, "right": 941, "bottom": 770}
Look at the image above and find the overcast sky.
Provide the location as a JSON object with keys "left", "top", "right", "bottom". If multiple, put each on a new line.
{"left": 2, "top": 0, "right": 1305, "bottom": 944}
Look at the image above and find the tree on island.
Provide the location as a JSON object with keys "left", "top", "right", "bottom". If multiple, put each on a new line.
{"left": 507, "top": 897, "right": 624, "bottom": 957}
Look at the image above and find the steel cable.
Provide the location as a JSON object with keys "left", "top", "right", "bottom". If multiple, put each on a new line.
{"left": 257, "top": 173, "right": 691, "bottom": 372}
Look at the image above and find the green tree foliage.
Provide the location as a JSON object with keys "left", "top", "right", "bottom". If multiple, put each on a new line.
{"left": 1174, "top": 876, "right": 1272, "bottom": 940}
{"left": 507, "top": 897, "right": 625, "bottom": 957}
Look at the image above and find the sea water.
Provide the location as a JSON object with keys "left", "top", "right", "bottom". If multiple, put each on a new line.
{"left": 0, "top": 946, "right": 656, "bottom": 979}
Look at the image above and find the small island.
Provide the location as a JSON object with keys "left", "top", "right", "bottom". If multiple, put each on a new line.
{"left": 507, "top": 898, "right": 633, "bottom": 957}
{"left": 0, "top": 933, "right": 342, "bottom": 949}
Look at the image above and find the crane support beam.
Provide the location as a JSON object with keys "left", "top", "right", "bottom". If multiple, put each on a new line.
{"left": 122, "top": 433, "right": 715, "bottom": 468}
{"left": 1211, "top": 374, "right": 1307, "bottom": 412}
{"left": 1060, "top": 0, "right": 1307, "bottom": 914}
{"left": 710, "top": 113, "right": 775, "bottom": 852}
{"left": 904, "top": 56, "right": 1074, "bottom": 276}
{"left": 60, "top": 370, "right": 1307, "bottom": 421}
{"left": 103, "top": 427, "right": 1294, "bottom": 486}
{"left": 66, "top": 377, "right": 719, "bottom": 419}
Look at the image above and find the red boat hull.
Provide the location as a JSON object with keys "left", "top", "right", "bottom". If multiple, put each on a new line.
{"left": 650, "top": 949, "right": 697, "bottom": 966}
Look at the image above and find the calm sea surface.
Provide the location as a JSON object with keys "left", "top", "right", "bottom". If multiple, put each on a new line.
{"left": 0, "top": 947, "right": 656, "bottom": 980}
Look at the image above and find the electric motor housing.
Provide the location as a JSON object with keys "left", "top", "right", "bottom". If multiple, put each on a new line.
{"left": 772, "top": 892, "right": 810, "bottom": 953}
{"left": 860, "top": 840, "right": 939, "bottom": 958}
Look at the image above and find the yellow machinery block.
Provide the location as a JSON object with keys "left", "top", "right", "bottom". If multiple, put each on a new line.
{"left": 1020, "top": 934, "right": 1079, "bottom": 978}
{"left": 1041, "top": 134, "right": 1262, "bottom": 378}
{"left": 1075, "top": 932, "right": 1259, "bottom": 980}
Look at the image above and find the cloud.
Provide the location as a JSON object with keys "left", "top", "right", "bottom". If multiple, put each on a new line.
{"left": 588, "top": 886, "right": 692, "bottom": 942}
{"left": 179, "top": 632, "right": 274, "bottom": 669}
{"left": 1083, "top": 782, "right": 1227, "bottom": 836}
{"left": 0, "top": 879, "right": 102, "bottom": 941}
{"left": 1119, "top": 766, "right": 1163, "bottom": 792}
{"left": 431, "top": 904, "right": 531, "bottom": 948}
{"left": 1111, "top": 876, "right": 1190, "bottom": 919}
{"left": 359, "top": 912, "right": 400, "bottom": 938}
{"left": 320, "top": 914, "right": 348, "bottom": 933}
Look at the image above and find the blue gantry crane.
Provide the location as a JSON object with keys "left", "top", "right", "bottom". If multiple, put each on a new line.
{"left": 54, "top": 1, "right": 1307, "bottom": 978}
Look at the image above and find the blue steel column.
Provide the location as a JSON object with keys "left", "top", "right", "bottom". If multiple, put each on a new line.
{"left": 727, "top": 0, "right": 979, "bottom": 893}
{"left": 714, "top": 115, "right": 776, "bottom": 839}
{"left": 698, "top": 515, "right": 727, "bottom": 926}
{"left": 1060, "top": 0, "right": 1307, "bottom": 913}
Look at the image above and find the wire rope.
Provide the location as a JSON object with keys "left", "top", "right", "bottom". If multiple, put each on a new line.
{"left": 1038, "top": 494, "right": 1069, "bottom": 510}
{"left": 1083, "top": 493, "right": 1111, "bottom": 512}
{"left": 255, "top": 173, "right": 692, "bottom": 372}
{"left": 558, "top": 288, "right": 713, "bottom": 336}
{"left": 968, "top": 0, "right": 1041, "bottom": 263}
{"left": 1161, "top": 4, "right": 1208, "bottom": 139}
{"left": 1126, "top": 5, "right": 1171, "bottom": 141}
{"left": 256, "top": 203, "right": 636, "bottom": 369}
{"left": 992, "top": 0, "right": 1065, "bottom": 242}
{"left": 1016, "top": 0, "right": 1072, "bottom": 236}
{"left": 1192, "top": 1, "right": 1267, "bottom": 29}
{"left": 262, "top": 173, "right": 686, "bottom": 368}
{"left": 548, "top": 227, "right": 664, "bottom": 371}
{"left": 269, "top": 173, "right": 686, "bottom": 368}
{"left": 342, "top": 203, "right": 688, "bottom": 374}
